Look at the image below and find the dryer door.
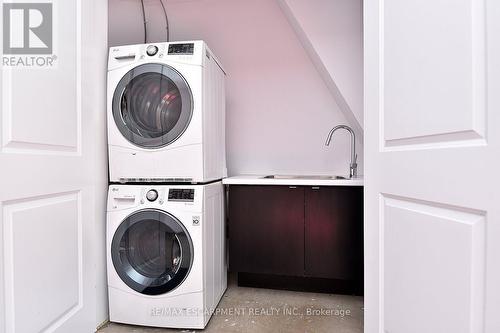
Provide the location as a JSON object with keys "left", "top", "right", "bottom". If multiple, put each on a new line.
{"left": 112, "top": 63, "right": 193, "bottom": 148}
{"left": 111, "top": 209, "right": 193, "bottom": 295}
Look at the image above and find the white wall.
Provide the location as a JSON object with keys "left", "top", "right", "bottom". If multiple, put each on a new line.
{"left": 108, "top": 0, "right": 363, "bottom": 176}
{"left": 108, "top": 0, "right": 146, "bottom": 46}
{"left": 280, "top": 0, "right": 364, "bottom": 129}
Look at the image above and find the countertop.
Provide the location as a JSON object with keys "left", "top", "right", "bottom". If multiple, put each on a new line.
{"left": 222, "top": 175, "right": 364, "bottom": 187}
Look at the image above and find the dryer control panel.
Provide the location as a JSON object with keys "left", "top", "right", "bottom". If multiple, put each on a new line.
{"left": 107, "top": 41, "right": 206, "bottom": 72}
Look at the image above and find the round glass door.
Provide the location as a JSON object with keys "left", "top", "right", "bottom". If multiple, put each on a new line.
{"left": 112, "top": 63, "right": 193, "bottom": 148}
{"left": 111, "top": 209, "right": 193, "bottom": 295}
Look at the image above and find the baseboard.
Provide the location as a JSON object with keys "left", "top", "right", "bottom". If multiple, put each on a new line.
{"left": 237, "top": 272, "right": 363, "bottom": 296}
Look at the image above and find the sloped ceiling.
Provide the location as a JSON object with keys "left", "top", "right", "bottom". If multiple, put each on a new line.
{"left": 277, "top": 0, "right": 364, "bottom": 136}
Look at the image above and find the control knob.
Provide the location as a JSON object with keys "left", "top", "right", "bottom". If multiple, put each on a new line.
{"left": 146, "top": 189, "right": 158, "bottom": 202}
{"left": 146, "top": 45, "right": 158, "bottom": 56}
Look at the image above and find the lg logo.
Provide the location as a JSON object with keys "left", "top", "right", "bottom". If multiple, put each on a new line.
{"left": 3, "top": 3, "right": 53, "bottom": 54}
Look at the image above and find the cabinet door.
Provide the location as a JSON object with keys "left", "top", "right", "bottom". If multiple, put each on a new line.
{"left": 228, "top": 185, "right": 305, "bottom": 276}
{"left": 305, "top": 186, "right": 363, "bottom": 280}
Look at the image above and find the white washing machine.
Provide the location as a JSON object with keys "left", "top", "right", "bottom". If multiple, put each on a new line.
{"left": 107, "top": 41, "right": 226, "bottom": 183}
{"left": 106, "top": 182, "right": 227, "bottom": 329}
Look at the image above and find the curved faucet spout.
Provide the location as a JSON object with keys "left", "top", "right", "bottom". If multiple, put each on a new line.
{"left": 325, "top": 125, "right": 357, "bottom": 178}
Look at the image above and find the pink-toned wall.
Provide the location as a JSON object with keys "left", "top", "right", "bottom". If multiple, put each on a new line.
{"left": 281, "top": 0, "right": 364, "bottom": 128}
{"left": 108, "top": 0, "right": 363, "bottom": 176}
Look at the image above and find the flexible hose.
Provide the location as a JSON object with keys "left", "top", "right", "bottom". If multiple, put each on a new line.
{"left": 159, "top": 0, "right": 170, "bottom": 42}
{"left": 139, "top": 0, "right": 147, "bottom": 43}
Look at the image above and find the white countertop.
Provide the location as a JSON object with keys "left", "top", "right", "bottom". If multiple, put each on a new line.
{"left": 222, "top": 175, "right": 364, "bottom": 186}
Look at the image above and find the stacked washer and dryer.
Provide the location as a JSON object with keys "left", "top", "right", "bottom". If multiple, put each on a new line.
{"left": 106, "top": 41, "right": 227, "bottom": 329}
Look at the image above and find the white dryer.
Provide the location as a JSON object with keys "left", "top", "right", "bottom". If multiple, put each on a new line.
{"left": 106, "top": 182, "right": 227, "bottom": 329}
{"left": 107, "top": 41, "right": 226, "bottom": 183}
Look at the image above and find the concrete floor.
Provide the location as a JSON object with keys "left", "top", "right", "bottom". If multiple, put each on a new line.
{"left": 99, "top": 278, "right": 363, "bottom": 333}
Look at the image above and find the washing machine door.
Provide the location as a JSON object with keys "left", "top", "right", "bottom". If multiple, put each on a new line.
{"left": 112, "top": 63, "right": 193, "bottom": 148}
{"left": 111, "top": 209, "right": 193, "bottom": 295}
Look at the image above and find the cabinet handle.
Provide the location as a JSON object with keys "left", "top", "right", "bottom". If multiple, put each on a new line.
{"left": 289, "top": 186, "right": 297, "bottom": 189}
{"left": 311, "top": 186, "right": 320, "bottom": 190}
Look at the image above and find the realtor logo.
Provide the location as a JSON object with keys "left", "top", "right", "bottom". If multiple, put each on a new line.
{"left": 3, "top": 3, "right": 52, "bottom": 54}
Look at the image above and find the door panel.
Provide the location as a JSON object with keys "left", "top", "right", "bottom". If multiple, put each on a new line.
{"left": 0, "top": 0, "right": 108, "bottom": 332}
{"left": 365, "top": 0, "right": 500, "bottom": 332}
{"left": 3, "top": 3, "right": 80, "bottom": 154}
{"left": 305, "top": 186, "right": 363, "bottom": 280}
{"left": 383, "top": 196, "right": 485, "bottom": 333}
{"left": 228, "top": 185, "right": 305, "bottom": 276}
{"left": 383, "top": 0, "right": 486, "bottom": 145}
{"left": 3, "top": 192, "right": 82, "bottom": 333}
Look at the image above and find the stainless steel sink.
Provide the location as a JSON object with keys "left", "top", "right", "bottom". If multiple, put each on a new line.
{"left": 262, "top": 175, "right": 348, "bottom": 180}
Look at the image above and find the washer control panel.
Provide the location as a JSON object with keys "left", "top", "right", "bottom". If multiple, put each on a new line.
{"left": 109, "top": 186, "right": 202, "bottom": 210}
{"left": 168, "top": 189, "right": 195, "bottom": 202}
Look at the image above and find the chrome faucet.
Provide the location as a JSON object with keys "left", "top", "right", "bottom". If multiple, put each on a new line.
{"left": 325, "top": 125, "right": 357, "bottom": 178}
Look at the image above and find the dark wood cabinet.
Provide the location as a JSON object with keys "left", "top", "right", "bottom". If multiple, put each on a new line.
{"left": 228, "top": 184, "right": 363, "bottom": 294}
{"left": 305, "top": 186, "right": 363, "bottom": 280}
{"left": 228, "top": 185, "right": 305, "bottom": 276}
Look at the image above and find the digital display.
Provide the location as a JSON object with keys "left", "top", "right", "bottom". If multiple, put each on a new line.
{"left": 168, "top": 189, "right": 195, "bottom": 202}
{"left": 168, "top": 43, "right": 194, "bottom": 55}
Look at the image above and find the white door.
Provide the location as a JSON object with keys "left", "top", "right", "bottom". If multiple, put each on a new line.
{"left": 365, "top": 0, "right": 500, "bottom": 332}
{"left": 0, "top": 0, "right": 107, "bottom": 332}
